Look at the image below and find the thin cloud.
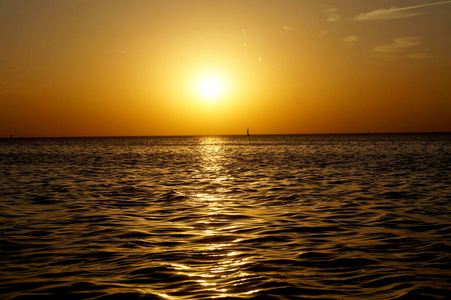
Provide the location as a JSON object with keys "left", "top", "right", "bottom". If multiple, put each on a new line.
{"left": 354, "top": 8, "right": 422, "bottom": 21}
{"left": 354, "top": 1, "right": 451, "bottom": 21}
{"left": 325, "top": 7, "right": 340, "bottom": 22}
{"left": 342, "top": 35, "right": 360, "bottom": 45}
{"left": 374, "top": 37, "right": 422, "bottom": 53}
{"left": 373, "top": 53, "right": 399, "bottom": 62}
{"left": 283, "top": 26, "right": 295, "bottom": 31}
{"left": 242, "top": 29, "right": 247, "bottom": 47}
{"left": 318, "top": 30, "right": 329, "bottom": 39}
{"left": 113, "top": 49, "right": 129, "bottom": 56}
{"left": 407, "top": 53, "right": 437, "bottom": 59}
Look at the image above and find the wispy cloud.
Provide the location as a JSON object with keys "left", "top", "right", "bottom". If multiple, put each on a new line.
{"left": 283, "top": 26, "right": 295, "bottom": 31}
{"left": 242, "top": 29, "right": 247, "bottom": 47}
{"left": 354, "top": 8, "right": 422, "bottom": 21}
{"left": 318, "top": 30, "right": 329, "bottom": 39}
{"left": 342, "top": 35, "right": 360, "bottom": 45}
{"left": 113, "top": 49, "right": 130, "bottom": 56}
{"left": 407, "top": 53, "right": 437, "bottom": 59}
{"left": 374, "top": 37, "right": 422, "bottom": 53}
{"left": 325, "top": 7, "right": 340, "bottom": 22}
{"left": 354, "top": 1, "right": 451, "bottom": 21}
{"left": 372, "top": 53, "right": 399, "bottom": 62}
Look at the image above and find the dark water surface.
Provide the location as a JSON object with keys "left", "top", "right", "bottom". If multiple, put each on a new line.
{"left": 1, "top": 134, "right": 450, "bottom": 299}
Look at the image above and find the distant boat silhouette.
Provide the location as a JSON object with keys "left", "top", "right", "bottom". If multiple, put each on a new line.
{"left": 247, "top": 128, "right": 250, "bottom": 136}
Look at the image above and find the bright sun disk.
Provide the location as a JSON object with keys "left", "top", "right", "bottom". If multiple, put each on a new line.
{"left": 196, "top": 75, "right": 225, "bottom": 101}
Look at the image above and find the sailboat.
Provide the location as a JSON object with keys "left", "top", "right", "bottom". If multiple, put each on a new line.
{"left": 247, "top": 128, "right": 250, "bottom": 136}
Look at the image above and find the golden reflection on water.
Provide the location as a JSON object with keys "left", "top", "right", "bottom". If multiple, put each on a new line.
{"left": 198, "top": 136, "right": 229, "bottom": 181}
{"left": 175, "top": 137, "right": 258, "bottom": 298}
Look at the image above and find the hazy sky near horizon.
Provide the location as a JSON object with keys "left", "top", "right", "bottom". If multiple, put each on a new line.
{"left": 1, "top": 0, "right": 450, "bottom": 137}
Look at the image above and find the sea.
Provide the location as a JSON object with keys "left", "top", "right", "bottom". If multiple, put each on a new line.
{"left": 0, "top": 134, "right": 450, "bottom": 300}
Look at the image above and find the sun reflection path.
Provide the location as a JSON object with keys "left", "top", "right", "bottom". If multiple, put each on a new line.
{"left": 169, "top": 137, "right": 260, "bottom": 298}
{"left": 176, "top": 194, "right": 258, "bottom": 298}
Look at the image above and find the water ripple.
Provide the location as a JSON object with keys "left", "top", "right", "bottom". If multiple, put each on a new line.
{"left": 0, "top": 134, "right": 450, "bottom": 299}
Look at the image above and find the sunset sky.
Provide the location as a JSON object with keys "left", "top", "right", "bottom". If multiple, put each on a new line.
{"left": 1, "top": 0, "right": 450, "bottom": 137}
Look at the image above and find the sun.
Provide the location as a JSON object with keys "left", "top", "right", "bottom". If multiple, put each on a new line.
{"left": 199, "top": 77, "right": 223, "bottom": 99}
{"left": 195, "top": 74, "right": 226, "bottom": 101}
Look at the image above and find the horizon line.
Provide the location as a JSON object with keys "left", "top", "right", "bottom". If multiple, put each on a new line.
{"left": 2, "top": 131, "right": 450, "bottom": 139}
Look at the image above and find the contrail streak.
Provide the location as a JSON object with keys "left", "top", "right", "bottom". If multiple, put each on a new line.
{"left": 395, "top": 1, "right": 451, "bottom": 11}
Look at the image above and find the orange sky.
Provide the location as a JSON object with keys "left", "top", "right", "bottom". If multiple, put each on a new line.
{"left": 1, "top": 0, "right": 450, "bottom": 137}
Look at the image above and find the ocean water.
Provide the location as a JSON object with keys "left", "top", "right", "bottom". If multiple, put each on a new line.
{"left": 0, "top": 134, "right": 450, "bottom": 300}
